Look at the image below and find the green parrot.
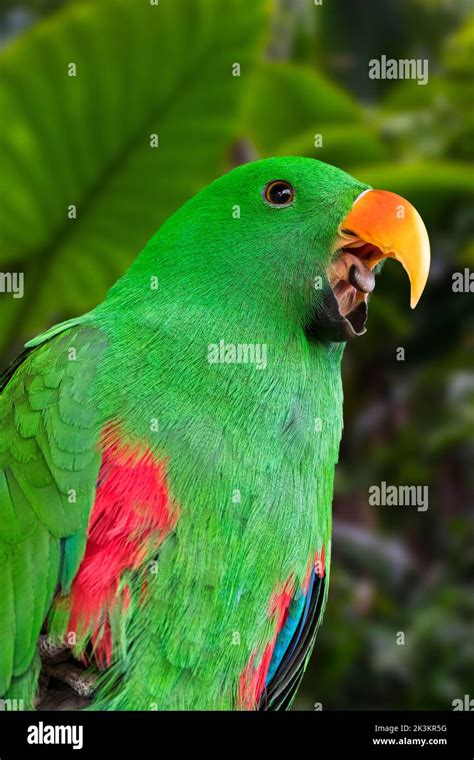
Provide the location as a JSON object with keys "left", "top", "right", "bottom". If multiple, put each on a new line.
{"left": 0, "top": 157, "right": 430, "bottom": 710}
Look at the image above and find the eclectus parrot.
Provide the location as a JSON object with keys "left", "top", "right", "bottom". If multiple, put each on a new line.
{"left": 0, "top": 158, "right": 430, "bottom": 710}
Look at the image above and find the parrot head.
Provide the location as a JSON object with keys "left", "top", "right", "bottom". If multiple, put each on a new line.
{"left": 123, "top": 156, "right": 430, "bottom": 342}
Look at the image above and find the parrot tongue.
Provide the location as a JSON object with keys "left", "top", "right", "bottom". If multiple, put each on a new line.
{"left": 329, "top": 251, "right": 375, "bottom": 318}
{"left": 325, "top": 242, "right": 380, "bottom": 337}
{"left": 310, "top": 239, "right": 381, "bottom": 341}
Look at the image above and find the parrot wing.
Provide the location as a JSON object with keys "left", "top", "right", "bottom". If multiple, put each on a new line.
{"left": 260, "top": 567, "right": 326, "bottom": 710}
{"left": 0, "top": 320, "right": 107, "bottom": 701}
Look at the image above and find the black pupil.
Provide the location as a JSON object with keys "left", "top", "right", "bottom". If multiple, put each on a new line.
{"left": 269, "top": 183, "right": 292, "bottom": 204}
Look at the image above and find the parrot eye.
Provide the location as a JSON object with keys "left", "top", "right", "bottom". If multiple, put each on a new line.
{"left": 263, "top": 180, "right": 295, "bottom": 207}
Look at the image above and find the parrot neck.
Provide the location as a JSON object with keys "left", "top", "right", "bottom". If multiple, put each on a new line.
{"left": 100, "top": 201, "right": 338, "bottom": 343}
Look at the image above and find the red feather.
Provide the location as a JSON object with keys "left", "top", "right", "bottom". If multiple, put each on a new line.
{"left": 65, "top": 426, "right": 178, "bottom": 667}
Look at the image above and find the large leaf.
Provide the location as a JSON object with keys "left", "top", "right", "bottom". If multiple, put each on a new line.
{"left": 243, "top": 60, "right": 389, "bottom": 167}
{"left": 242, "top": 61, "right": 359, "bottom": 155}
{"left": 0, "top": 0, "right": 267, "bottom": 360}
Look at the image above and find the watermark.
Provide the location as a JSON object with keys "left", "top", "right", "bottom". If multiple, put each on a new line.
{"left": 0, "top": 272, "right": 24, "bottom": 298}
{"left": 452, "top": 268, "right": 473, "bottom": 293}
{"left": 369, "top": 55, "right": 429, "bottom": 85}
{"left": 27, "top": 722, "right": 83, "bottom": 750}
{"left": 207, "top": 340, "right": 267, "bottom": 370}
{"left": 452, "top": 694, "right": 474, "bottom": 710}
{"left": 369, "top": 481, "right": 429, "bottom": 512}
{"left": 0, "top": 698, "right": 24, "bottom": 711}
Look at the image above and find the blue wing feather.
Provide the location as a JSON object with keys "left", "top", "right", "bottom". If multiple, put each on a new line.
{"left": 265, "top": 569, "right": 316, "bottom": 685}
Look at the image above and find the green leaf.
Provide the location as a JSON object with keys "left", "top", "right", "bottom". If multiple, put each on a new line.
{"left": 275, "top": 123, "right": 390, "bottom": 167}
{"left": 242, "top": 61, "right": 359, "bottom": 155}
{"left": 0, "top": 0, "right": 267, "bottom": 359}
{"left": 443, "top": 13, "right": 474, "bottom": 75}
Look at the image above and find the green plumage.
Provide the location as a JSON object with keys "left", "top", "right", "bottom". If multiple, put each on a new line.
{"left": 0, "top": 157, "right": 368, "bottom": 709}
{"left": 0, "top": 326, "right": 107, "bottom": 699}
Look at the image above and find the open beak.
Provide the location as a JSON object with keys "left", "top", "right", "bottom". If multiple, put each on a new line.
{"left": 309, "top": 189, "right": 431, "bottom": 342}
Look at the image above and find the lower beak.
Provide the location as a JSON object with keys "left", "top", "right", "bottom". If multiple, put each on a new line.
{"left": 307, "top": 188, "right": 431, "bottom": 342}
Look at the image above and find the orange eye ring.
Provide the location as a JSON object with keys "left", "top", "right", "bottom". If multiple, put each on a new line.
{"left": 263, "top": 180, "right": 295, "bottom": 207}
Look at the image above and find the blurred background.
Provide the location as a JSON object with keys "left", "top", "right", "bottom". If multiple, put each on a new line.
{"left": 0, "top": 0, "right": 473, "bottom": 710}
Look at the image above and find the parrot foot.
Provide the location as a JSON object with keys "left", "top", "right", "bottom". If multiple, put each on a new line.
{"left": 36, "top": 635, "right": 97, "bottom": 708}
{"left": 41, "top": 662, "right": 97, "bottom": 698}
{"left": 38, "top": 635, "right": 72, "bottom": 664}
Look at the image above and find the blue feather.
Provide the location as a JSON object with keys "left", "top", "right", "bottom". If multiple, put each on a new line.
{"left": 265, "top": 571, "right": 316, "bottom": 684}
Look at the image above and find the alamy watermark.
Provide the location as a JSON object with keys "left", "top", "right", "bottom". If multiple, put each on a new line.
{"left": 452, "top": 268, "right": 473, "bottom": 293}
{"left": 452, "top": 694, "right": 474, "bottom": 710}
{"left": 0, "top": 698, "right": 25, "bottom": 711}
{"left": 0, "top": 272, "right": 24, "bottom": 298}
{"left": 369, "top": 55, "right": 429, "bottom": 85}
{"left": 369, "top": 481, "right": 429, "bottom": 512}
{"left": 207, "top": 340, "right": 267, "bottom": 370}
{"left": 27, "top": 721, "right": 83, "bottom": 750}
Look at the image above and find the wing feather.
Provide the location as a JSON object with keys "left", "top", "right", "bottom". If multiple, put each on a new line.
{"left": 260, "top": 571, "right": 326, "bottom": 710}
{"left": 0, "top": 322, "right": 107, "bottom": 700}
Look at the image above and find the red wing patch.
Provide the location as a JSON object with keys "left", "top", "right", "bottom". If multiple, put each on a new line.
{"left": 60, "top": 426, "right": 178, "bottom": 668}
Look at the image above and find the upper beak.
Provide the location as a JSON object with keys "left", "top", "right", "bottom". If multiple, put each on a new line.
{"left": 338, "top": 188, "right": 431, "bottom": 309}
{"left": 306, "top": 188, "right": 431, "bottom": 342}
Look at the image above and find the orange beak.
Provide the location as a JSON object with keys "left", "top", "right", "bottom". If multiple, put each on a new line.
{"left": 337, "top": 189, "right": 431, "bottom": 308}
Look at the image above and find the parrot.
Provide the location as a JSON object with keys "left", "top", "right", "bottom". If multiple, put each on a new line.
{"left": 0, "top": 157, "right": 430, "bottom": 711}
